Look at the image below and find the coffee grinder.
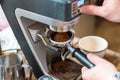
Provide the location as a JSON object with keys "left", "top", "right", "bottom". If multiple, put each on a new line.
{"left": 1, "top": 0, "right": 96, "bottom": 79}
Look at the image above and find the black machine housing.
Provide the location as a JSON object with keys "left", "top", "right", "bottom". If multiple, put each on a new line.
{"left": 0, "top": 0, "right": 90, "bottom": 78}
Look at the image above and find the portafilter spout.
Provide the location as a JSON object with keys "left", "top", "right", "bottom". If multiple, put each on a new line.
{"left": 65, "top": 43, "right": 95, "bottom": 69}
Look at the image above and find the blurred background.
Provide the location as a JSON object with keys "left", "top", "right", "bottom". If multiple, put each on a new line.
{"left": 95, "top": 17, "right": 120, "bottom": 53}
{"left": 0, "top": 4, "right": 20, "bottom": 55}
{"left": 72, "top": 15, "right": 120, "bottom": 54}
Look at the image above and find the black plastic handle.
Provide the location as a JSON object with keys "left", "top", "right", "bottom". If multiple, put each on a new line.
{"left": 72, "top": 49, "right": 95, "bottom": 69}
{"left": 66, "top": 43, "right": 95, "bottom": 69}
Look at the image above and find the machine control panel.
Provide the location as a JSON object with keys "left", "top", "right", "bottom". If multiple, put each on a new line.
{"left": 71, "top": 0, "right": 90, "bottom": 18}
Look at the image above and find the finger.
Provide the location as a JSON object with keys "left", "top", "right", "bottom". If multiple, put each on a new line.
{"left": 81, "top": 67, "right": 89, "bottom": 80}
{"left": 81, "top": 66, "right": 88, "bottom": 73}
{"left": 80, "top": 5, "right": 105, "bottom": 17}
{"left": 87, "top": 53, "right": 106, "bottom": 64}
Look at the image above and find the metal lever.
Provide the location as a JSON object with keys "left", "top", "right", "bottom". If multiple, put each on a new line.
{"left": 66, "top": 43, "right": 95, "bottom": 69}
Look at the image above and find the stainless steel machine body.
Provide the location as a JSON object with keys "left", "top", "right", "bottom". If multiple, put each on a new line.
{"left": 0, "top": 0, "right": 91, "bottom": 79}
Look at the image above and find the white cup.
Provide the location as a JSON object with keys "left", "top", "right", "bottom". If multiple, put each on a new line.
{"left": 78, "top": 36, "right": 108, "bottom": 57}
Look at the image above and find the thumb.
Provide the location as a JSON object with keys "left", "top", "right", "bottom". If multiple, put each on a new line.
{"left": 80, "top": 5, "right": 105, "bottom": 17}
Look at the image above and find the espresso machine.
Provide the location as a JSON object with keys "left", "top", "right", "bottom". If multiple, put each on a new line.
{"left": 0, "top": 0, "right": 98, "bottom": 79}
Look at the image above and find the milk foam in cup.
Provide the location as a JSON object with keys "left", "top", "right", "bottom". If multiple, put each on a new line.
{"left": 78, "top": 36, "right": 108, "bottom": 57}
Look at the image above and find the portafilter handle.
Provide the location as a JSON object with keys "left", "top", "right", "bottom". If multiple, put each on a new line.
{"left": 66, "top": 43, "right": 95, "bottom": 69}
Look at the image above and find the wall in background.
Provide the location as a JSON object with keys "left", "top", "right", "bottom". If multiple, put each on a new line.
{"left": 0, "top": 4, "right": 20, "bottom": 53}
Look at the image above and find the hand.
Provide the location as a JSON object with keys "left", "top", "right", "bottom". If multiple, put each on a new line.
{"left": 81, "top": 53, "right": 118, "bottom": 80}
{"left": 80, "top": 0, "right": 120, "bottom": 22}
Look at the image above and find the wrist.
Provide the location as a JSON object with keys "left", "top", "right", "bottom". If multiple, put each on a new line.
{"left": 114, "top": 72, "right": 120, "bottom": 80}
{"left": 109, "top": 72, "right": 120, "bottom": 80}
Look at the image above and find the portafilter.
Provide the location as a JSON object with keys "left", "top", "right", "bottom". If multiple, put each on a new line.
{"left": 49, "top": 30, "right": 95, "bottom": 68}
{"left": 37, "top": 30, "right": 95, "bottom": 69}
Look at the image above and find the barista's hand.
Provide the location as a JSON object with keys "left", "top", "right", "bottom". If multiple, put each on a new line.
{"left": 81, "top": 53, "right": 118, "bottom": 80}
{"left": 80, "top": 0, "right": 120, "bottom": 22}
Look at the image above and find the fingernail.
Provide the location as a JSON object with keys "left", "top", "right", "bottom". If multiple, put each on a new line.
{"left": 80, "top": 8, "right": 86, "bottom": 13}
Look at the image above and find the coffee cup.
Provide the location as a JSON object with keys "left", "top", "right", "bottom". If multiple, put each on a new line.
{"left": 78, "top": 36, "right": 108, "bottom": 57}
